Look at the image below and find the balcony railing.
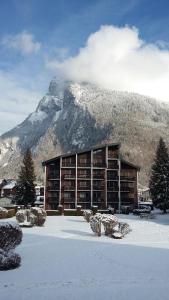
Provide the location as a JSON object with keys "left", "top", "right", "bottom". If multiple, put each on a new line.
{"left": 78, "top": 185, "right": 91, "bottom": 190}
{"left": 120, "top": 176, "right": 135, "bottom": 181}
{"left": 62, "top": 162, "right": 76, "bottom": 167}
{"left": 62, "top": 186, "right": 75, "bottom": 191}
{"left": 93, "top": 162, "right": 106, "bottom": 168}
{"left": 93, "top": 174, "right": 104, "bottom": 179}
{"left": 63, "top": 174, "right": 75, "bottom": 179}
{"left": 77, "top": 173, "right": 91, "bottom": 179}
{"left": 107, "top": 176, "right": 119, "bottom": 180}
{"left": 62, "top": 198, "right": 75, "bottom": 203}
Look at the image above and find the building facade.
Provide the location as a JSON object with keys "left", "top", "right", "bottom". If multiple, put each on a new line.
{"left": 42, "top": 143, "right": 139, "bottom": 211}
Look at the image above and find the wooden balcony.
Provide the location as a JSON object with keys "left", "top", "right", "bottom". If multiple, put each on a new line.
{"left": 62, "top": 162, "right": 76, "bottom": 167}
{"left": 107, "top": 176, "right": 118, "bottom": 180}
{"left": 77, "top": 185, "right": 91, "bottom": 191}
{"left": 93, "top": 174, "right": 105, "bottom": 179}
{"left": 93, "top": 162, "right": 106, "bottom": 168}
{"left": 62, "top": 186, "right": 75, "bottom": 191}
{"left": 62, "top": 197, "right": 75, "bottom": 203}
{"left": 63, "top": 174, "right": 75, "bottom": 179}
{"left": 77, "top": 174, "right": 91, "bottom": 179}
{"left": 120, "top": 176, "right": 135, "bottom": 181}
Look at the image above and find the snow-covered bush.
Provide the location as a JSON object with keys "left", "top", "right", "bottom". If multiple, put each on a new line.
{"left": 88, "top": 213, "right": 131, "bottom": 239}
{"left": 16, "top": 207, "right": 47, "bottom": 227}
{"left": 83, "top": 210, "right": 93, "bottom": 222}
{"left": 0, "top": 207, "right": 8, "bottom": 219}
{"left": 101, "top": 214, "right": 118, "bottom": 236}
{"left": 0, "top": 222, "right": 22, "bottom": 251}
{"left": 90, "top": 214, "right": 102, "bottom": 236}
{"left": 0, "top": 222, "right": 22, "bottom": 270}
{"left": 27, "top": 211, "right": 36, "bottom": 226}
{"left": 0, "top": 249, "right": 21, "bottom": 270}
{"left": 16, "top": 209, "right": 26, "bottom": 223}
{"left": 118, "top": 222, "right": 131, "bottom": 236}
{"left": 30, "top": 207, "right": 47, "bottom": 226}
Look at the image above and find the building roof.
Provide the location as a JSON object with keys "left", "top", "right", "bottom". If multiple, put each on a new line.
{"left": 42, "top": 142, "right": 120, "bottom": 166}
{"left": 42, "top": 142, "right": 140, "bottom": 170}
{"left": 2, "top": 180, "right": 16, "bottom": 190}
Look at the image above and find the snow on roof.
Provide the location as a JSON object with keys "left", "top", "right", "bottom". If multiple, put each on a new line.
{"left": 3, "top": 180, "right": 16, "bottom": 190}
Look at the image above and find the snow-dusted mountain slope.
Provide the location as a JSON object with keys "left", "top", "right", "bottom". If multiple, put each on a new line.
{"left": 1, "top": 78, "right": 169, "bottom": 184}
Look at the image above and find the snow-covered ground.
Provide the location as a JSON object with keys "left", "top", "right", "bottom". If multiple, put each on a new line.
{"left": 1, "top": 212, "right": 169, "bottom": 300}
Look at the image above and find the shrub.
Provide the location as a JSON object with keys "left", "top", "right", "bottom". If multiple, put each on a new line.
{"left": 7, "top": 209, "right": 16, "bottom": 218}
{"left": 46, "top": 210, "right": 61, "bottom": 216}
{"left": 0, "top": 207, "right": 8, "bottom": 219}
{"left": 0, "top": 222, "right": 22, "bottom": 251}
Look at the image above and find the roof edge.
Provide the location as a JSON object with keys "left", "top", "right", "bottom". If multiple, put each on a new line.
{"left": 42, "top": 142, "right": 120, "bottom": 166}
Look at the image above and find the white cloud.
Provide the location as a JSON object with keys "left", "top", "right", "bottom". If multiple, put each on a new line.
{"left": 49, "top": 25, "right": 169, "bottom": 102}
{"left": 2, "top": 31, "right": 41, "bottom": 55}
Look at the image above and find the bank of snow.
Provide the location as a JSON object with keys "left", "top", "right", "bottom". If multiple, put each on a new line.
{"left": 1, "top": 213, "right": 169, "bottom": 300}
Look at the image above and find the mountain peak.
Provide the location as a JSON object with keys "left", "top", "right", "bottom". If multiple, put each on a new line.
{"left": 48, "top": 77, "right": 60, "bottom": 96}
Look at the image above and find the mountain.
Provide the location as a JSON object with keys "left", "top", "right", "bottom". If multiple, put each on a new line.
{"left": 1, "top": 78, "right": 169, "bottom": 185}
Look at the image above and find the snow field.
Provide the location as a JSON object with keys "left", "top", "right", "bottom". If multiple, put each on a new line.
{"left": 1, "top": 212, "right": 169, "bottom": 300}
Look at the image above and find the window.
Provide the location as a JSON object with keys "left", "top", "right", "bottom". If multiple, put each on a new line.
{"left": 80, "top": 192, "right": 86, "bottom": 199}
{"left": 79, "top": 169, "right": 87, "bottom": 175}
{"left": 64, "top": 192, "right": 71, "bottom": 199}
{"left": 79, "top": 181, "right": 87, "bottom": 187}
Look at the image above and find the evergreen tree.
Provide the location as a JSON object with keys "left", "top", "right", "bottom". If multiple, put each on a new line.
{"left": 15, "top": 149, "right": 36, "bottom": 207}
{"left": 149, "top": 137, "right": 169, "bottom": 213}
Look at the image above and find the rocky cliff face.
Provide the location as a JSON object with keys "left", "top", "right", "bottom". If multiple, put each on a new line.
{"left": 1, "top": 78, "right": 169, "bottom": 185}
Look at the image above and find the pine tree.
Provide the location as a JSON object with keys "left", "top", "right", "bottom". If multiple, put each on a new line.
{"left": 15, "top": 149, "right": 36, "bottom": 207}
{"left": 149, "top": 137, "right": 169, "bottom": 213}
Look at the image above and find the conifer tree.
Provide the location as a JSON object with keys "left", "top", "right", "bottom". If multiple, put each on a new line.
{"left": 15, "top": 149, "right": 36, "bottom": 207}
{"left": 149, "top": 137, "right": 169, "bottom": 213}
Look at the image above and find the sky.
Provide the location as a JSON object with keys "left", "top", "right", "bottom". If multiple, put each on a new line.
{"left": 0, "top": 0, "right": 169, "bottom": 134}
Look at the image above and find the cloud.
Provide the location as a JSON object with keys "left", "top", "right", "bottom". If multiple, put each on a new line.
{"left": 2, "top": 31, "right": 41, "bottom": 55}
{"left": 48, "top": 25, "right": 169, "bottom": 102}
{"left": 0, "top": 71, "right": 43, "bottom": 134}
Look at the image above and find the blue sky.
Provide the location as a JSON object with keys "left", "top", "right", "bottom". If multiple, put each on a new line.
{"left": 0, "top": 0, "right": 169, "bottom": 134}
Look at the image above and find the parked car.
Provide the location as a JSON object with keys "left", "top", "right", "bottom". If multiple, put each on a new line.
{"left": 133, "top": 205, "right": 151, "bottom": 215}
